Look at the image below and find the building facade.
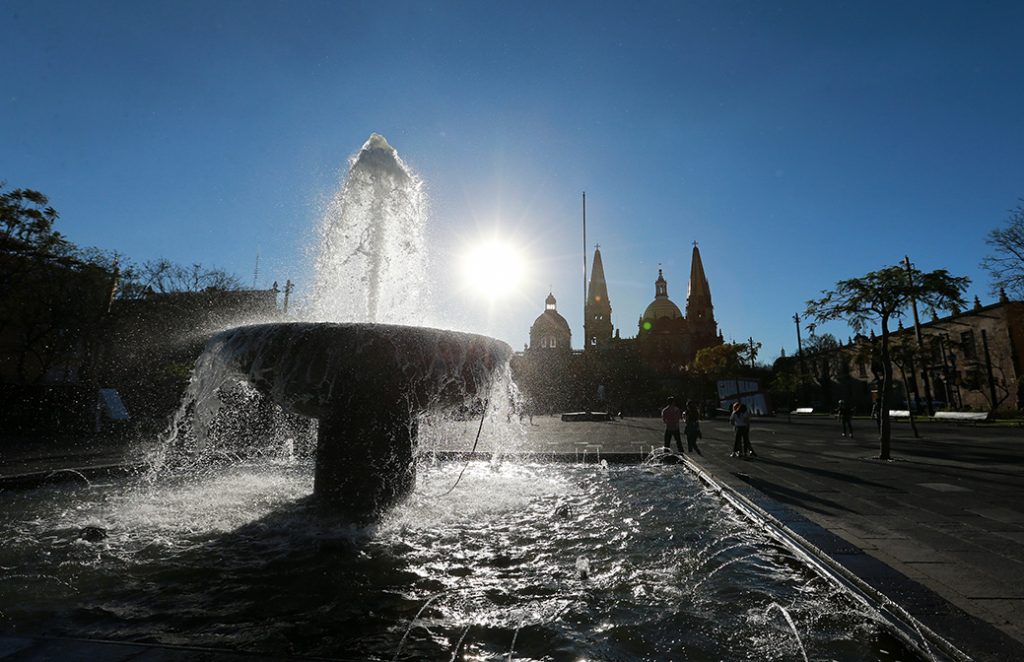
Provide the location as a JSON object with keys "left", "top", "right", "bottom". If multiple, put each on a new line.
{"left": 788, "top": 296, "right": 1024, "bottom": 414}
{"left": 514, "top": 243, "right": 725, "bottom": 414}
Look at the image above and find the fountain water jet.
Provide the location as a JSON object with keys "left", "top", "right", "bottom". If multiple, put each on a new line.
{"left": 166, "top": 133, "right": 511, "bottom": 521}
{"left": 311, "top": 132, "right": 427, "bottom": 325}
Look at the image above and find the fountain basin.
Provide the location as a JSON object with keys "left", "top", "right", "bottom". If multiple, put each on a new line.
{"left": 0, "top": 460, "right": 928, "bottom": 661}
{"left": 200, "top": 322, "right": 512, "bottom": 520}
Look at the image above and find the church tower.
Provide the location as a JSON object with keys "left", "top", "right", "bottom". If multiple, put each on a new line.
{"left": 585, "top": 246, "right": 613, "bottom": 349}
{"left": 685, "top": 243, "right": 718, "bottom": 339}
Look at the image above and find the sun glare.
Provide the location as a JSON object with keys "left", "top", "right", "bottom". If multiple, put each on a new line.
{"left": 460, "top": 238, "right": 527, "bottom": 299}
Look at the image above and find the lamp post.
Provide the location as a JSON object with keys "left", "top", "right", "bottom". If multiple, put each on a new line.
{"left": 902, "top": 256, "right": 936, "bottom": 415}
{"left": 794, "top": 313, "right": 806, "bottom": 404}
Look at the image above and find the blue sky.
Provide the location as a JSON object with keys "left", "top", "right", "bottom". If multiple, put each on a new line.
{"left": 4, "top": 1, "right": 1023, "bottom": 360}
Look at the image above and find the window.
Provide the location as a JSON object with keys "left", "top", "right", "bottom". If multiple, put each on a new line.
{"left": 960, "top": 330, "right": 977, "bottom": 360}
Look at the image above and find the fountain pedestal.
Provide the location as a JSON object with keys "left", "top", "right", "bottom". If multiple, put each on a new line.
{"left": 315, "top": 396, "right": 416, "bottom": 521}
{"left": 198, "top": 322, "right": 510, "bottom": 520}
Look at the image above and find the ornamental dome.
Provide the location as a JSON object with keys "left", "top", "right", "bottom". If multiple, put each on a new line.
{"left": 643, "top": 298, "right": 683, "bottom": 320}
{"left": 641, "top": 269, "right": 682, "bottom": 320}
{"left": 530, "top": 292, "right": 571, "bottom": 350}
{"left": 532, "top": 309, "right": 572, "bottom": 336}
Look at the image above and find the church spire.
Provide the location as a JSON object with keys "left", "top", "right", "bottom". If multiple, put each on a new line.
{"left": 588, "top": 245, "right": 609, "bottom": 307}
{"left": 585, "top": 245, "right": 613, "bottom": 349}
{"left": 686, "top": 242, "right": 715, "bottom": 326}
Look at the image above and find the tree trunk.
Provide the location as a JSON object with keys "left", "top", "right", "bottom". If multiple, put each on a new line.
{"left": 879, "top": 318, "right": 893, "bottom": 460}
{"left": 897, "top": 362, "right": 920, "bottom": 438}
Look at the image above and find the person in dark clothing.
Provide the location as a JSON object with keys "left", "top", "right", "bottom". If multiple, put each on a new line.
{"left": 837, "top": 400, "right": 854, "bottom": 437}
{"left": 661, "top": 396, "right": 683, "bottom": 452}
{"left": 870, "top": 400, "right": 881, "bottom": 432}
{"left": 683, "top": 400, "right": 702, "bottom": 454}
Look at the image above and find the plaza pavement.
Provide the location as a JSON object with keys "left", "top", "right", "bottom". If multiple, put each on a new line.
{"left": 517, "top": 413, "right": 1024, "bottom": 662}
{"left": 3, "top": 416, "right": 1024, "bottom": 660}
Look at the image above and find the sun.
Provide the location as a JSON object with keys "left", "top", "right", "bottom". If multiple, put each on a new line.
{"left": 459, "top": 237, "right": 528, "bottom": 300}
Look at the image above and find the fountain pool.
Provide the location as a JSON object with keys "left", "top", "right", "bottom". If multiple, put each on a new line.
{"left": 0, "top": 133, "right": 932, "bottom": 659}
{"left": 0, "top": 458, "right": 927, "bottom": 660}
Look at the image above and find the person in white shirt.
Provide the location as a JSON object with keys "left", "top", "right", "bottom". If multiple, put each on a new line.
{"left": 729, "top": 402, "right": 756, "bottom": 458}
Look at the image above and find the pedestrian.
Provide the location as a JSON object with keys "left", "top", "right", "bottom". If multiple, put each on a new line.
{"left": 683, "top": 400, "right": 702, "bottom": 454}
{"left": 661, "top": 396, "right": 683, "bottom": 453}
{"left": 870, "top": 400, "right": 881, "bottom": 432}
{"left": 729, "top": 402, "right": 756, "bottom": 457}
{"left": 837, "top": 399, "right": 853, "bottom": 437}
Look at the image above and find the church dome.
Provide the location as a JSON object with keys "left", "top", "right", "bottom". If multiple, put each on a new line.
{"left": 532, "top": 309, "right": 571, "bottom": 336}
{"left": 641, "top": 269, "right": 682, "bottom": 321}
{"left": 643, "top": 298, "right": 682, "bottom": 320}
{"left": 530, "top": 292, "right": 571, "bottom": 350}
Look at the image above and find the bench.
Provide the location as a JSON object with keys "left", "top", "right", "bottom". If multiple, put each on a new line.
{"left": 888, "top": 410, "right": 911, "bottom": 419}
{"left": 561, "top": 411, "right": 614, "bottom": 422}
{"left": 932, "top": 411, "right": 989, "bottom": 423}
{"left": 791, "top": 408, "right": 814, "bottom": 415}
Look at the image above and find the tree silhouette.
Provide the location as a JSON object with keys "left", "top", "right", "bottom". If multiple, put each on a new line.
{"left": 806, "top": 265, "right": 968, "bottom": 460}
{"left": 981, "top": 200, "right": 1024, "bottom": 297}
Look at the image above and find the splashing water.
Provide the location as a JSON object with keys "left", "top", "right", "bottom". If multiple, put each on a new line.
{"left": 310, "top": 133, "right": 428, "bottom": 324}
{"left": 1, "top": 459, "right": 932, "bottom": 660}
{"left": 766, "top": 602, "right": 810, "bottom": 662}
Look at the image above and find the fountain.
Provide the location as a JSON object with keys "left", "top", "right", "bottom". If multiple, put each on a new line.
{"left": 196, "top": 322, "right": 509, "bottom": 520}
{"left": 163, "top": 133, "right": 511, "bottom": 522}
{"left": 0, "top": 134, "right": 937, "bottom": 660}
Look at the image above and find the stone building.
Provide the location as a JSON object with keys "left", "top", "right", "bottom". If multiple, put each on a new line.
{"left": 792, "top": 295, "right": 1024, "bottom": 414}
{"left": 513, "top": 243, "right": 725, "bottom": 414}
{"left": 529, "top": 292, "right": 572, "bottom": 353}
{"left": 636, "top": 244, "right": 723, "bottom": 372}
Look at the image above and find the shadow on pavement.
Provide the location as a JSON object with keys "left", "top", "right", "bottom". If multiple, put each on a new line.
{"left": 739, "top": 474, "right": 857, "bottom": 516}
{"left": 753, "top": 456, "right": 900, "bottom": 492}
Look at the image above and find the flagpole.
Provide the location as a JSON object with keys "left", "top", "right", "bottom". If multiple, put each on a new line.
{"left": 582, "top": 191, "right": 587, "bottom": 350}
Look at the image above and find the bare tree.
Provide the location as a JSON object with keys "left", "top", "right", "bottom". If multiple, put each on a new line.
{"left": 981, "top": 200, "right": 1024, "bottom": 297}
{"left": 120, "top": 259, "right": 243, "bottom": 298}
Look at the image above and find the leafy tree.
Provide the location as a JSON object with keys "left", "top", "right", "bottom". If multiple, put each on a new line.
{"left": 693, "top": 343, "right": 745, "bottom": 382}
{"left": 769, "top": 358, "right": 813, "bottom": 420}
{"left": 742, "top": 336, "right": 763, "bottom": 369}
{"left": 692, "top": 343, "right": 746, "bottom": 404}
{"left": 1, "top": 184, "right": 117, "bottom": 384}
{"left": 1, "top": 183, "right": 65, "bottom": 254}
{"left": 805, "top": 265, "right": 968, "bottom": 459}
{"left": 803, "top": 332, "right": 844, "bottom": 409}
{"left": 981, "top": 200, "right": 1024, "bottom": 297}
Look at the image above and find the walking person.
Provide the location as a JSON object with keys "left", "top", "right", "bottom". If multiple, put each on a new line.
{"left": 837, "top": 399, "right": 853, "bottom": 437}
{"left": 870, "top": 400, "right": 881, "bottom": 432}
{"left": 683, "top": 400, "right": 702, "bottom": 454}
{"left": 661, "top": 396, "right": 684, "bottom": 453}
{"left": 729, "top": 402, "right": 756, "bottom": 457}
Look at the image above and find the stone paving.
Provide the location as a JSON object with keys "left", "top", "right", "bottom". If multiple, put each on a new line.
{"left": 3, "top": 415, "right": 1024, "bottom": 660}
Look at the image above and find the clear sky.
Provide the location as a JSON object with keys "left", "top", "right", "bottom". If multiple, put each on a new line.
{"left": 4, "top": 1, "right": 1023, "bottom": 361}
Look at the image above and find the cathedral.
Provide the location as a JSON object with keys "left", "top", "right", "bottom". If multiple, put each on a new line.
{"left": 525, "top": 243, "right": 723, "bottom": 373}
